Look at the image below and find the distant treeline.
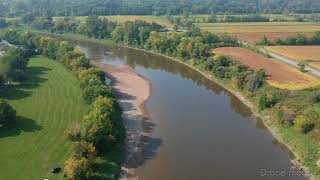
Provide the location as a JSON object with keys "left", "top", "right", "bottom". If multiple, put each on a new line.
{"left": 1, "top": 0, "right": 320, "bottom": 17}
{"left": 206, "top": 14, "right": 270, "bottom": 23}
{"left": 0, "top": 29, "right": 125, "bottom": 179}
{"left": 259, "top": 32, "right": 320, "bottom": 45}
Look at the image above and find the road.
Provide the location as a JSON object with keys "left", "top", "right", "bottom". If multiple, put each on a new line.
{"left": 260, "top": 48, "right": 320, "bottom": 78}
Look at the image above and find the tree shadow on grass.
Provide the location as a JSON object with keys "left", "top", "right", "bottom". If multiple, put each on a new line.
{"left": 0, "top": 116, "right": 42, "bottom": 138}
{"left": 0, "top": 66, "right": 51, "bottom": 100}
{"left": 89, "top": 149, "right": 122, "bottom": 180}
{"left": 21, "top": 66, "right": 51, "bottom": 89}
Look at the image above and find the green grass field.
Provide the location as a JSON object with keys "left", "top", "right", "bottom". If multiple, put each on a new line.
{"left": 0, "top": 56, "right": 86, "bottom": 180}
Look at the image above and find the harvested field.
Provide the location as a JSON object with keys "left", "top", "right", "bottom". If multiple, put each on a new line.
{"left": 265, "top": 46, "right": 320, "bottom": 70}
{"left": 196, "top": 22, "right": 320, "bottom": 43}
{"left": 214, "top": 47, "right": 320, "bottom": 90}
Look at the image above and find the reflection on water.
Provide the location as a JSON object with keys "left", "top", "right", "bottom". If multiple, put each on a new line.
{"left": 66, "top": 38, "right": 306, "bottom": 180}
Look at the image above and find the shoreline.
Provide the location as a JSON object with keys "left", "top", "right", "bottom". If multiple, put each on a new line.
{"left": 122, "top": 45, "right": 311, "bottom": 179}
{"left": 91, "top": 61, "right": 151, "bottom": 180}
{"left": 31, "top": 31, "right": 311, "bottom": 179}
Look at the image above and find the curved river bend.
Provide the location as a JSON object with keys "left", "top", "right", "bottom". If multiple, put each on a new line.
{"left": 71, "top": 39, "right": 305, "bottom": 180}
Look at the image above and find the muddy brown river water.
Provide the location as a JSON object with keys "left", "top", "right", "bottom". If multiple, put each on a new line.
{"left": 70, "top": 39, "right": 306, "bottom": 180}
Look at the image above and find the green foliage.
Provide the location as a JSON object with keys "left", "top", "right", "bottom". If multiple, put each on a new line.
{"left": 83, "top": 85, "right": 113, "bottom": 105}
{"left": 0, "top": 18, "right": 8, "bottom": 28}
{"left": 275, "top": 32, "right": 320, "bottom": 45}
{"left": 221, "top": 14, "right": 269, "bottom": 22}
{"left": 294, "top": 115, "right": 315, "bottom": 134}
{"left": 3, "top": 0, "right": 320, "bottom": 17}
{"left": 258, "top": 36, "right": 271, "bottom": 45}
{"left": 64, "top": 156, "right": 91, "bottom": 180}
{"left": 0, "top": 48, "right": 28, "bottom": 82}
{"left": 258, "top": 93, "right": 280, "bottom": 111}
{"left": 0, "top": 99, "right": 16, "bottom": 126}
{"left": 82, "top": 97, "right": 115, "bottom": 150}
{"left": 84, "top": 16, "right": 116, "bottom": 39}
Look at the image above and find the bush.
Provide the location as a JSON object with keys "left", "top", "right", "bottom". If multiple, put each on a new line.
{"left": 246, "top": 69, "right": 265, "bottom": 92}
{"left": 82, "top": 85, "right": 113, "bottom": 105}
{"left": 73, "top": 141, "right": 96, "bottom": 160}
{"left": 294, "top": 115, "right": 315, "bottom": 134}
{"left": 282, "top": 109, "right": 295, "bottom": 126}
{"left": 0, "top": 99, "right": 16, "bottom": 126}
{"left": 65, "top": 123, "right": 82, "bottom": 141}
{"left": 258, "top": 94, "right": 268, "bottom": 111}
{"left": 79, "top": 73, "right": 104, "bottom": 89}
{"left": 64, "top": 156, "right": 91, "bottom": 180}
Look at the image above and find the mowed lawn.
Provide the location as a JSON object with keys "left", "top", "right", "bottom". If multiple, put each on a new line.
{"left": 196, "top": 22, "right": 320, "bottom": 43}
{"left": 0, "top": 56, "right": 86, "bottom": 180}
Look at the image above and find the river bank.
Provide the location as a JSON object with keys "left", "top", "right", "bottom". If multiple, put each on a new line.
{"left": 123, "top": 45, "right": 312, "bottom": 179}
{"left": 25, "top": 30, "right": 313, "bottom": 179}
{"left": 91, "top": 61, "right": 151, "bottom": 180}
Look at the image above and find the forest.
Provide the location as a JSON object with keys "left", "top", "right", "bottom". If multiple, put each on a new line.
{"left": 1, "top": 0, "right": 320, "bottom": 17}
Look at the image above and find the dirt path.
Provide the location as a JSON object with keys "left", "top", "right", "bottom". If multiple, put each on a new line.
{"left": 91, "top": 61, "right": 151, "bottom": 180}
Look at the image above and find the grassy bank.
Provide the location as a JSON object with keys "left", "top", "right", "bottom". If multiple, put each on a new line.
{"left": 0, "top": 56, "right": 86, "bottom": 179}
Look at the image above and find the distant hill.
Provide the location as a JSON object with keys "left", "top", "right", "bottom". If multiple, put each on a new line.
{"left": 1, "top": 0, "right": 320, "bottom": 17}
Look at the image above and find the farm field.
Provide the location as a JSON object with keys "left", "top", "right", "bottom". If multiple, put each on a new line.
{"left": 196, "top": 22, "right": 320, "bottom": 43}
{"left": 0, "top": 56, "right": 86, "bottom": 179}
{"left": 54, "top": 15, "right": 173, "bottom": 28}
{"left": 214, "top": 47, "right": 320, "bottom": 90}
{"left": 265, "top": 46, "right": 320, "bottom": 70}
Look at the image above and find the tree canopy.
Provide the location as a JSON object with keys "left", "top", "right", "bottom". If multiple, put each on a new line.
{"left": 1, "top": 0, "right": 320, "bottom": 17}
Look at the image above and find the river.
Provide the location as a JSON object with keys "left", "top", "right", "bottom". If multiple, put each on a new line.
{"left": 70, "top": 39, "right": 306, "bottom": 180}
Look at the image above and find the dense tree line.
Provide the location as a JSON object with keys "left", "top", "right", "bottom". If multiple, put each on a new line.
{"left": 275, "top": 32, "right": 320, "bottom": 45}
{"left": 25, "top": 16, "right": 238, "bottom": 62}
{"left": 259, "top": 32, "right": 320, "bottom": 45}
{"left": 1, "top": 0, "right": 320, "bottom": 17}
{"left": 206, "top": 14, "right": 270, "bottom": 23}
{"left": 0, "top": 29, "right": 124, "bottom": 179}
{"left": 0, "top": 40, "right": 32, "bottom": 128}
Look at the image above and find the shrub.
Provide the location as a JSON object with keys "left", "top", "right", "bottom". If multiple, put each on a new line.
{"left": 0, "top": 99, "right": 16, "bottom": 126}
{"left": 65, "top": 123, "right": 82, "bottom": 141}
{"left": 259, "top": 92, "right": 281, "bottom": 111}
{"left": 79, "top": 74, "right": 104, "bottom": 89}
{"left": 246, "top": 69, "right": 265, "bottom": 92}
{"left": 258, "top": 94, "right": 268, "bottom": 111}
{"left": 73, "top": 141, "right": 96, "bottom": 161}
{"left": 258, "top": 36, "right": 271, "bottom": 45}
{"left": 82, "top": 85, "right": 113, "bottom": 104}
{"left": 294, "top": 115, "right": 315, "bottom": 134}
{"left": 282, "top": 109, "right": 295, "bottom": 126}
{"left": 64, "top": 156, "right": 91, "bottom": 180}
{"left": 78, "top": 68, "right": 105, "bottom": 84}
